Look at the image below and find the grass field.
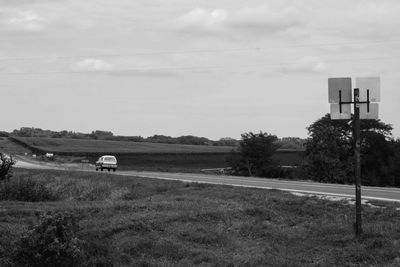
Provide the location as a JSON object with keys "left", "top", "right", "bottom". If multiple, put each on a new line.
{"left": 1, "top": 168, "right": 400, "bottom": 266}
{"left": 11, "top": 137, "right": 236, "bottom": 154}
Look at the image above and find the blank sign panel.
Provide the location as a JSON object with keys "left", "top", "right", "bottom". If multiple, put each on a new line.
{"left": 356, "top": 77, "right": 380, "bottom": 102}
{"left": 330, "top": 103, "right": 351, "bottom": 120}
{"left": 360, "top": 103, "right": 379, "bottom": 120}
{"left": 328, "top": 77, "right": 352, "bottom": 103}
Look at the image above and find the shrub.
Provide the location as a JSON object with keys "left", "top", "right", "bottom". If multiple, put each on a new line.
{"left": 0, "top": 152, "right": 16, "bottom": 182}
{"left": 45, "top": 177, "right": 117, "bottom": 201}
{"left": 0, "top": 177, "right": 57, "bottom": 202}
{"left": 227, "top": 132, "right": 279, "bottom": 177}
{"left": 12, "top": 211, "right": 84, "bottom": 267}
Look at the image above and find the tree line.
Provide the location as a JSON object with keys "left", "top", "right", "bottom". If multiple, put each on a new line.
{"left": 4, "top": 128, "right": 237, "bottom": 146}
{"left": 2, "top": 127, "right": 304, "bottom": 148}
{"left": 228, "top": 114, "right": 400, "bottom": 187}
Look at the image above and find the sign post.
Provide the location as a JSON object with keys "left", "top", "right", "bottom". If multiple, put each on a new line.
{"left": 328, "top": 77, "right": 380, "bottom": 238}
{"left": 353, "top": 88, "right": 362, "bottom": 237}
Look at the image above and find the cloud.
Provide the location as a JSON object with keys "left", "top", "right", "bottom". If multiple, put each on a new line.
{"left": 275, "top": 56, "right": 327, "bottom": 74}
{"left": 175, "top": 6, "right": 304, "bottom": 36}
{"left": 73, "top": 58, "right": 113, "bottom": 71}
{"left": 108, "top": 69, "right": 178, "bottom": 77}
{"left": 0, "top": 9, "right": 46, "bottom": 33}
{"left": 175, "top": 8, "right": 228, "bottom": 33}
{"left": 177, "top": 8, "right": 227, "bottom": 27}
{"left": 174, "top": 1, "right": 400, "bottom": 43}
{"left": 349, "top": 2, "right": 400, "bottom": 39}
{"left": 229, "top": 6, "right": 303, "bottom": 32}
{"left": 303, "top": 0, "right": 400, "bottom": 41}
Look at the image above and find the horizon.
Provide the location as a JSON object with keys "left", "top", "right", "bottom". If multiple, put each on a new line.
{"left": 1, "top": 0, "right": 400, "bottom": 140}
{"left": 5, "top": 126, "right": 308, "bottom": 141}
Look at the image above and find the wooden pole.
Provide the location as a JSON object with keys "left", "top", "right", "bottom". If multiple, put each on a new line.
{"left": 353, "top": 88, "right": 362, "bottom": 237}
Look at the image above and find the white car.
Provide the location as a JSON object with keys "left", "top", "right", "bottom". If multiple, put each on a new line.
{"left": 95, "top": 155, "right": 117, "bottom": 172}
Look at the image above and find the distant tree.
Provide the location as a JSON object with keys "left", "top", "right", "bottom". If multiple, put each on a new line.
{"left": 145, "top": 135, "right": 176, "bottom": 144}
{"left": 0, "top": 153, "right": 16, "bottom": 182}
{"left": 90, "top": 130, "right": 114, "bottom": 140}
{"left": 116, "top": 135, "right": 144, "bottom": 142}
{"left": 214, "top": 137, "right": 239, "bottom": 147}
{"left": 275, "top": 137, "right": 305, "bottom": 150}
{"left": 0, "top": 131, "right": 9, "bottom": 137}
{"left": 301, "top": 114, "right": 395, "bottom": 185}
{"left": 176, "top": 135, "right": 210, "bottom": 145}
{"left": 228, "top": 132, "right": 279, "bottom": 177}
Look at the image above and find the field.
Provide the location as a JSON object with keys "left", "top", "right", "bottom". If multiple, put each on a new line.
{"left": 10, "top": 137, "right": 236, "bottom": 155}
{"left": 0, "top": 137, "right": 31, "bottom": 155}
{"left": 90, "top": 153, "right": 233, "bottom": 172}
{"left": 8, "top": 137, "right": 304, "bottom": 172}
{"left": 1, "top": 168, "right": 400, "bottom": 266}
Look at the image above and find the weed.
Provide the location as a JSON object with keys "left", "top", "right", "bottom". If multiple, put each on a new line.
{"left": 12, "top": 211, "right": 84, "bottom": 267}
{"left": 0, "top": 177, "right": 57, "bottom": 202}
{"left": 2, "top": 168, "right": 400, "bottom": 266}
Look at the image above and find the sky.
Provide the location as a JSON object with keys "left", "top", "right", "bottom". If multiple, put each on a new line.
{"left": 1, "top": 0, "right": 400, "bottom": 140}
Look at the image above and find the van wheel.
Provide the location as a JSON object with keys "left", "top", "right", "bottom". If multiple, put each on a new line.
{"left": 108, "top": 168, "right": 110, "bottom": 172}
{"left": 96, "top": 168, "right": 98, "bottom": 171}
{"left": 113, "top": 169, "right": 116, "bottom": 172}
{"left": 101, "top": 168, "right": 103, "bottom": 171}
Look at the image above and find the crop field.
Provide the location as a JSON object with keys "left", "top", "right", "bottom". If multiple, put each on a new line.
{"left": 1, "top": 168, "right": 400, "bottom": 266}
{"left": 0, "top": 137, "right": 30, "bottom": 155}
{"left": 89, "top": 153, "right": 232, "bottom": 172}
{"left": 11, "top": 137, "right": 235, "bottom": 155}
{"left": 8, "top": 137, "right": 304, "bottom": 172}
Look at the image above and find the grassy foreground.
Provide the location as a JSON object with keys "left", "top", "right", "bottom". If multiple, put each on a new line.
{"left": 1, "top": 169, "right": 400, "bottom": 266}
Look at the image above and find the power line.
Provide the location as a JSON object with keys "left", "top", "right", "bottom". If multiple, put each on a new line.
{"left": 1, "top": 39, "right": 400, "bottom": 62}
{"left": 1, "top": 55, "right": 399, "bottom": 76}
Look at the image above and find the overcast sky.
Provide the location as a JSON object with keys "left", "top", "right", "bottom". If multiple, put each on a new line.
{"left": 1, "top": 0, "right": 400, "bottom": 140}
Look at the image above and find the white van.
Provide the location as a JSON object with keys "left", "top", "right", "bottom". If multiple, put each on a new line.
{"left": 95, "top": 155, "right": 117, "bottom": 172}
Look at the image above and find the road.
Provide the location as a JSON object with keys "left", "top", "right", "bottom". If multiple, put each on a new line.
{"left": 15, "top": 159, "right": 400, "bottom": 202}
{"left": 116, "top": 170, "right": 400, "bottom": 203}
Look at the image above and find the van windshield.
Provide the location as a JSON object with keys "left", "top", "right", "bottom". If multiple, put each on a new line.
{"left": 104, "top": 157, "right": 116, "bottom": 162}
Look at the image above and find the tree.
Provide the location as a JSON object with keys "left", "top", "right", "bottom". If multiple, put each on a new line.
{"left": 0, "top": 152, "right": 16, "bottom": 182}
{"left": 176, "top": 135, "right": 210, "bottom": 145}
{"left": 302, "top": 114, "right": 395, "bottom": 185}
{"left": 214, "top": 137, "right": 239, "bottom": 147}
{"left": 275, "top": 137, "right": 305, "bottom": 150}
{"left": 228, "top": 132, "right": 279, "bottom": 177}
{"left": 301, "top": 115, "right": 353, "bottom": 183}
{"left": 388, "top": 139, "right": 400, "bottom": 186}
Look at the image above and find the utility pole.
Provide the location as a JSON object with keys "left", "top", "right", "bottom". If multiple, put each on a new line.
{"left": 353, "top": 88, "right": 362, "bottom": 237}
{"left": 328, "top": 77, "right": 380, "bottom": 238}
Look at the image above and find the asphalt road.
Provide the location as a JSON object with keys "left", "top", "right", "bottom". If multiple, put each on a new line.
{"left": 15, "top": 159, "right": 400, "bottom": 202}
{"left": 117, "top": 170, "right": 400, "bottom": 203}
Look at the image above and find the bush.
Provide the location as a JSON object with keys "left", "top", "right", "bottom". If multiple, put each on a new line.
{"left": 0, "top": 177, "right": 57, "bottom": 202}
{"left": 0, "top": 152, "right": 16, "bottom": 182}
{"left": 227, "top": 132, "right": 279, "bottom": 177}
{"left": 45, "top": 177, "right": 120, "bottom": 201}
{"left": 12, "top": 211, "right": 84, "bottom": 267}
